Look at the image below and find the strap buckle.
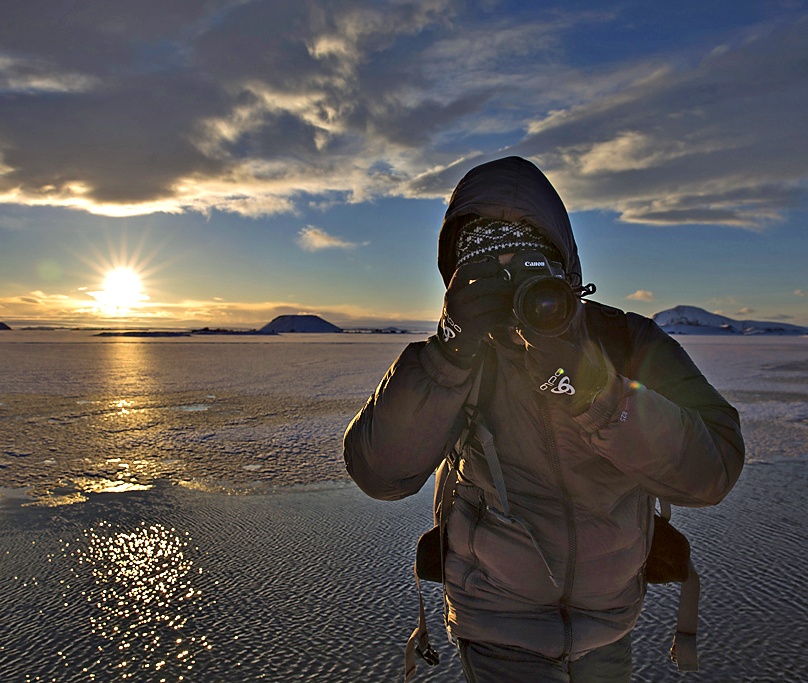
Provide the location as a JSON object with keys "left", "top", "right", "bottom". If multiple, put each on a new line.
{"left": 415, "top": 643, "right": 440, "bottom": 667}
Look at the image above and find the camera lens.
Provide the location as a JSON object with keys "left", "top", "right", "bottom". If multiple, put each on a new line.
{"left": 530, "top": 290, "right": 566, "bottom": 320}
{"left": 514, "top": 277, "right": 577, "bottom": 336}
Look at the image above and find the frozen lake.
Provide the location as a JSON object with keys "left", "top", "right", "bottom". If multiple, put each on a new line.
{"left": 0, "top": 331, "right": 807, "bottom": 682}
{"left": 1, "top": 331, "right": 806, "bottom": 504}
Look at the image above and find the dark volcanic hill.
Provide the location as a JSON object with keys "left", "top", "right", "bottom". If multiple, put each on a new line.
{"left": 258, "top": 315, "right": 342, "bottom": 333}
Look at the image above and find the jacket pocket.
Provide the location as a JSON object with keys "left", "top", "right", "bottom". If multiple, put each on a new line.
{"left": 462, "top": 494, "right": 487, "bottom": 592}
{"left": 446, "top": 488, "right": 487, "bottom": 593}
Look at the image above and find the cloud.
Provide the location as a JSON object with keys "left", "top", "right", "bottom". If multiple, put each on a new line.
{"left": 737, "top": 307, "right": 755, "bottom": 315}
{"left": 626, "top": 290, "right": 655, "bottom": 302}
{"left": 510, "top": 19, "right": 808, "bottom": 228}
{"left": 297, "top": 226, "right": 367, "bottom": 251}
{"left": 0, "top": 2, "right": 804, "bottom": 231}
{"left": 0, "top": 291, "right": 430, "bottom": 328}
{"left": 0, "top": 55, "right": 100, "bottom": 93}
{"left": 0, "top": 0, "right": 471, "bottom": 216}
{"left": 795, "top": 289, "right": 806, "bottom": 296}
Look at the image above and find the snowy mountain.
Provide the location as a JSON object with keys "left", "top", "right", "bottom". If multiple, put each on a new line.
{"left": 652, "top": 305, "right": 807, "bottom": 335}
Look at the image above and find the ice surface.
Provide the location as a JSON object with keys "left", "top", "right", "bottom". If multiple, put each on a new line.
{"left": 0, "top": 331, "right": 806, "bottom": 681}
{"left": 0, "top": 332, "right": 420, "bottom": 501}
{"left": 0, "top": 331, "right": 806, "bottom": 502}
{"left": 1, "top": 464, "right": 807, "bottom": 682}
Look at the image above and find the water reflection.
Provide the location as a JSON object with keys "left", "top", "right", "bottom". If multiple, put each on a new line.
{"left": 100, "top": 340, "right": 156, "bottom": 397}
{"left": 113, "top": 400, "right": 134, "bottom": 415}
{"left": 69, "top": 521, "right": 210, "bottom": 680}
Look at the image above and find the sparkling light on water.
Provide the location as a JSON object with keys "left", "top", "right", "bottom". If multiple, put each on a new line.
{"left": 66, "top": 521, "right": 210, "bottom": 680}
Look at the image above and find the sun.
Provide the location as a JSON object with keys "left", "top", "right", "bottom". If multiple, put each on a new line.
{"left": 91, "top": 267, "right": 150, "bottom": 314}
{"left": 76, "top": 230, "right": 169, "bottom": 320}
{"left": 104, "top": 268, "right": 142, "bottom": 304}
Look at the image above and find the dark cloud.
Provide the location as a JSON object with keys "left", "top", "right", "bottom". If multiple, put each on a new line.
{"left": 0, "top": 1, "right": 805, "bottom": 228}
{"left": 507, "top": 18, "right": 808, "bottom": 226}
{"left": 0, "top": 0, "right": 235, "bottom": 74}
{"left": 0, "top": 73, "right": 229, "bottom": 204}
{"left": 348, "top": 94, "right": 488, "bottom": 146}
{"left": 0, "top": 0, "right": 469, "bottom": 211}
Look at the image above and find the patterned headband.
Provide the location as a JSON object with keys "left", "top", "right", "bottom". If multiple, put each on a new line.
{"left": 455, "top": 217, "right": 563, "bottom": 268}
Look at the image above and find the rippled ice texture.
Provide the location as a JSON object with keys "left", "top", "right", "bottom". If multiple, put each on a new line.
{"left": 0, "top": 331, "right": 807, "bottom": 682}
{"left": 2, "top": 466, "right": 807, "bottom": 682}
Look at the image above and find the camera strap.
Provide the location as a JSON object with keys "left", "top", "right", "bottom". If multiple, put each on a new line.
{"left": 657, "top": 499, "right": 700, "bottom": 672}
{"left": 404, "top": 351, "right": 488, "bottom": 681}
{"left": 475, "top": 418, "right": 559, "bottom": 588}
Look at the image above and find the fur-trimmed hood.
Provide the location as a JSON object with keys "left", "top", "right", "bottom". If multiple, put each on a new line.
{"left": 437, "top": 156, "right": 582, "bottom": 288}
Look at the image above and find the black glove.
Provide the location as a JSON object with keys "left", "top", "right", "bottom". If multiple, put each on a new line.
{"left": 523, "top": 332, "right": 611, "bottom": 416}
{"left": 437, "top": 259, "right": 512, "bottom": 367}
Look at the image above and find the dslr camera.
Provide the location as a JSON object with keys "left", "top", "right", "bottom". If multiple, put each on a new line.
{"left": 501, "top": 251, "right": 579, "bottom": 337}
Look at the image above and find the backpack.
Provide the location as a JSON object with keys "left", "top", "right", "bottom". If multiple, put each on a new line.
{"left": 405, "top": 303, "right": 700, "bottom": 681}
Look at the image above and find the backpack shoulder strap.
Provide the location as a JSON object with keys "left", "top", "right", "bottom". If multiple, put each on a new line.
{"left": 584, "top": 302, "right": 701, "bottom": 671}
{"left": 584, "top": 301, "right": 632, "bottom": 377}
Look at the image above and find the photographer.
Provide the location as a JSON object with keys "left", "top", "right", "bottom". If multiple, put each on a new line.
{"left": 343, "top": 156, "right": 744, "bottom": 683}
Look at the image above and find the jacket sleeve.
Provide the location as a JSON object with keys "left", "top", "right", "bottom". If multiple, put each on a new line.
{"left": 574, "top": 315, "right": 745, "bottom": 507}
{"left": 343, "top": 337, "right": 475, "bottom": 501}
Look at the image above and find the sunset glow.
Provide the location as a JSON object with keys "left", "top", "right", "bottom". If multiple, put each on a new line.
{"left": 0, "top": 2, "right": 806, "bottom": 329}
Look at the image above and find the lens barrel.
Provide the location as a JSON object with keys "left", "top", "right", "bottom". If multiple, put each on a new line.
{"left": 513, "top": 276, "right": 577, "bottom": 336}
{"left": 499, "top": 250, "right": 579, "bottom": 337}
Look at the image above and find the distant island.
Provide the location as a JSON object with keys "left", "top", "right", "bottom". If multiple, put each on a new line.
{"left": 92, "top": 314, "right": 344, "bottom": 337}
{"left": 652, "top": 305, "right": 807, "bottom": 335}
{"left": 343, "top": 326, "right": 409, "bottom": 334}
{"left": 191, "top": 327, "right": 267, "bottom": 336}
{"left": 95, "top": 330, "right": 192, "bottom": 338}
{"left": 20, "top": 308, "right": 804, "bottom": 338}
{"left": 259, "top": 315, "right": 342, "bottom": 333}
{"left": 0, "top": 322, "right": 11, "bottom": 331}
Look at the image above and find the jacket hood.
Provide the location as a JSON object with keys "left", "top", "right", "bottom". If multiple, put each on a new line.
{"left": 437, "top": 156, "right": 582, "bottom": 288}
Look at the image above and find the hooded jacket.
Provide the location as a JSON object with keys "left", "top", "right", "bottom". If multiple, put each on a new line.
{"left": 344, "top": 156, "right": 744, "bottom": 659}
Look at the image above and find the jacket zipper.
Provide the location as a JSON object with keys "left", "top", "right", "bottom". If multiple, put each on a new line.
{"left": 539, "top": 395, "right": 577, "bottom": 659}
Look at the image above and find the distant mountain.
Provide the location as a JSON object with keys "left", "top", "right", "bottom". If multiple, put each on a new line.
{"left": 0, "top": 322, "right": 10, "bottom": 330}
{"left": 652, "top": 305, "right": 807, "bottom": 335}
{"left": 258, "top": 315, "right": 342, "bottom": 333}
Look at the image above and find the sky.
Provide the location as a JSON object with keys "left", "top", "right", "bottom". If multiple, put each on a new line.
{"left": 0, "top": 0, "right": 806, "bottom": 329}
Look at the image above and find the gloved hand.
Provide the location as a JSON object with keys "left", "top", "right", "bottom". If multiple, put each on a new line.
{"left": 522, "top": 331, "right": 611, "bottom": 416}
{"left": 437, "top": 259, "right": 512, "bottom": 367}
